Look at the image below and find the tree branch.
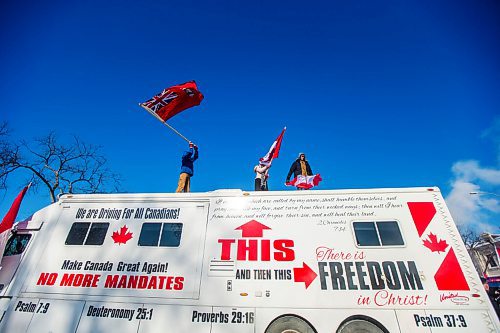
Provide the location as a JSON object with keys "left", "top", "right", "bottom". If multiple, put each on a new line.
{"left": 0, "top": 124, "right": 121, "bottom": 202}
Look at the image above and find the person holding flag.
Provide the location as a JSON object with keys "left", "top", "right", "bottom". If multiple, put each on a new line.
{"left": 140, "top": 81, "right": 204, "bottom": 193}
{"left": 254, "top": 163, "right": 270, "bottom": 191}
{"left": 254, "top": 128, "right": 286, "bottom": 191}
{"left": 175, "top": 141, "right": 198, "bottom": 193}
{"left": 285, "top": 153, "right": 322, "bottom": 190}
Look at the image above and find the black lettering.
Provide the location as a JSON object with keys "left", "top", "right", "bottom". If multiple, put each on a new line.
{"left": 355, "top": 262, "right": 369, "bottom": 290}
{"left": 398, "top": 261, "right": 423, "bottom": 290}
{"left": 344, "top": 262, "right": 357, "bottom": 290}
{"left": 318, "top": 262, "right": 329, "bottom": 290}
{"left": 382, "top": 261, "right": 401, "bottom": 290}
{"left": 329, "top": 262, "right": 345, "bottom": 290}
{"left": 367, "top": 261, "right": 384, "bottom": 289}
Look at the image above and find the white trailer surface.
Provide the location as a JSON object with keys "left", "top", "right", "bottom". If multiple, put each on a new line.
{"left": 0, "top": 187, "right": 498, "bottom": 332}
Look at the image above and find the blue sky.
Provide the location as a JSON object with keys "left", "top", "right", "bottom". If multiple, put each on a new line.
{"left": 1, "top": 0, "right": 499, "bottom": 232}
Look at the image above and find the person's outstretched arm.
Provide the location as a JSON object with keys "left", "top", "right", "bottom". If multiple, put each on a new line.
{"left": 191, "top": 146, "right": 199, "bottom": 161}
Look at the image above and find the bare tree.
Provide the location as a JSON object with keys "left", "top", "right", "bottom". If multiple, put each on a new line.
{"left": 1, "top": 126, "right": 120, "bottom": 202}
{"left": 0, "top": 121, "right": 14, "bottom": 190}
{"left": 0, "top": 122, "right": 8, "bottom": 137}
{"left": 458, "top": 226, "right": 483, "bottom": 250}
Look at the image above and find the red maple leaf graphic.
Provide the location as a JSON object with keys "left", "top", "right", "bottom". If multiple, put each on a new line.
{"left": 423, "top": 233, "right": 449, "bottom": 253}
{"left": 112, "top": 225, "right": 133, "bottom": 245}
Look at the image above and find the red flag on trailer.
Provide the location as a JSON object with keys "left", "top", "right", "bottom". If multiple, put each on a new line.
{"left": 286, "top": 174, "right": 323, "bottom": 189}
{"left": 140, "top": 81, "right": 204, "bottom": 122}
{"left": 0, "top": 184, "right": 30, "bottom": 261}
{"left": 259, "top": 127, "right": 286, "bottom": 166}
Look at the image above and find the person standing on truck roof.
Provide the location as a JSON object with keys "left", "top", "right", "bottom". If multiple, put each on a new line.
{"left": 175, "top": 141, "right": 198, "bottom": 193}
{"left": 285, "top": 152, "right": 313, "bottom": 189}
{"left": 254, "top": 163, "right": 270, "bottom": 191}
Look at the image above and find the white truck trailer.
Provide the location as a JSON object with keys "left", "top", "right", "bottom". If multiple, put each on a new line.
{"left": 0, "top": 187, "right": 498, "bottom": 332}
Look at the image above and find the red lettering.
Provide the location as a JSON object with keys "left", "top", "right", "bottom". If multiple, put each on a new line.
{"left": 374, "top": 290, "right": 427, "bottom": 306}
{"left": 118, "top": 275, "right": 128, "bottom": 288}
{"left": 138, "top": 276, "right": 148, "bottom": 289}
{"left": 316, "top": 246, "right": 356, "bottom": 261}
{"left": 158, "top": 275, "right": 166, "bottom": 288}
{"left": 82, "top": 274, "right": 94, "bottom": 287}
{"left": 37, "top": 272, "right": 58, "bottom": 286}
{"left": 147, "top": 276, "right": 157, "bottom": 289}
{"left": 261, "top": 239, "right": 270, "bottom": 261}
{"left": 357, "top": 295, "right": 371, "bottom": 305}
{"left": 274, "top": 240, "right": 295, "bottom": 261}
{"left": 237, "top": 239, "right": 258, "bottom": 261}
{"left": 128, "top": 275, "right": 138, "bottom": 288}
{"left": 91, "top": 274, "right": 100, "bottom": 287}
{"left": 73, "top": 274, "right": 83, "bottom": 286}
{"left": 60, "top": 273, "right": 100, "bottom": 287}
{"left": 174, "top": 276, "right": 184, "bottom": 290}
{"left": 104, "top": 274, "right": 184, "bottom": 290}
{"left": 60, "top": 273, "right": 75, "bottom": 286}
{"left": 165, "top": 276, "right": 174, "bottom": 289}
{"left": 104, "top": 275, "right": 119, "bottom": 288}
{"left": 219, "top": 238, "right": 296, "bottom": 262}
{"left": 37, "top": 273, "right": 49, "bottom": 285}
{"left": 218, "top": 239, "right": 235, "bottom": 260}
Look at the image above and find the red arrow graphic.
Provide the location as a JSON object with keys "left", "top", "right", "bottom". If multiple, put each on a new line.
{"left": 293, "top": 262, "right": 317, "bottom": 289}
{"left": 235, "top": 220, "right": 271, "bottom": 238}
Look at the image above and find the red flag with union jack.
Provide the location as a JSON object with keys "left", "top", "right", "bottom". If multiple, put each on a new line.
{"left": 140, "top": 81, "right": 204, "bottom": 122}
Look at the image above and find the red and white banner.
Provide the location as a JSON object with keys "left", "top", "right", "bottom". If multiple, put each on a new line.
{"left": 140, "top": 81, "right": 203, "bottom": 122}
{"left": 286, "top": 174, "right": 322, "bottom": 189}
{"left": 0, "top": 184, "right": 30, "bottom": 261}
{"left": 407, "top": 201, "right": 470, "bottom": 291}
{"left": 259, "top": 127, "right": 286, "bottom": 166}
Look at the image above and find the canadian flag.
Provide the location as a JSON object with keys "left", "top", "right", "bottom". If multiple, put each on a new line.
{"left": 259, "top": 127, "right": 286, "bottom": 166}
{"left": 286, "top": 174, "right": 322, "bottom": 189}
{"left": 0, "top": 184, "right": 30, "bottom": 262}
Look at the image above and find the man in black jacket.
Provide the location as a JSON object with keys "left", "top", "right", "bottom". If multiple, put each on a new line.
{"left": 285, "top": 153, "right": 313, "bottom": 185}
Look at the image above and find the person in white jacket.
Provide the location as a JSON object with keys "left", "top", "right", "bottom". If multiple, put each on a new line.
{"left": 254, "top": 163, "right": 270, "bottom": 191}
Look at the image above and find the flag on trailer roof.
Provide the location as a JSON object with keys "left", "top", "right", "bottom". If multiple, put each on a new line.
{"left": 0, "top": 184, "right": 30, "bottom": 263}
{"left": 286, "top": 174, "right": 322, "bottom": 189}
{"left": 140, "top": 81, "right": 204, "bottom": 122}
{"left": 259, "top": 127, "right": 286, "bottom": 166}
{"left": 496, "top": 246, "right": 500, "bottom": 268}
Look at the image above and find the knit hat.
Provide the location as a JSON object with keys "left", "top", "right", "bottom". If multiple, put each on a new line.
{"left": 298, "top": 152, "right": 305, "bottom": 158}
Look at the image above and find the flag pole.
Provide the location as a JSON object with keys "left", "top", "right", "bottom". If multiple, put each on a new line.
{"left": 139, "top": 104, "right": 191, "bottom": 143}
